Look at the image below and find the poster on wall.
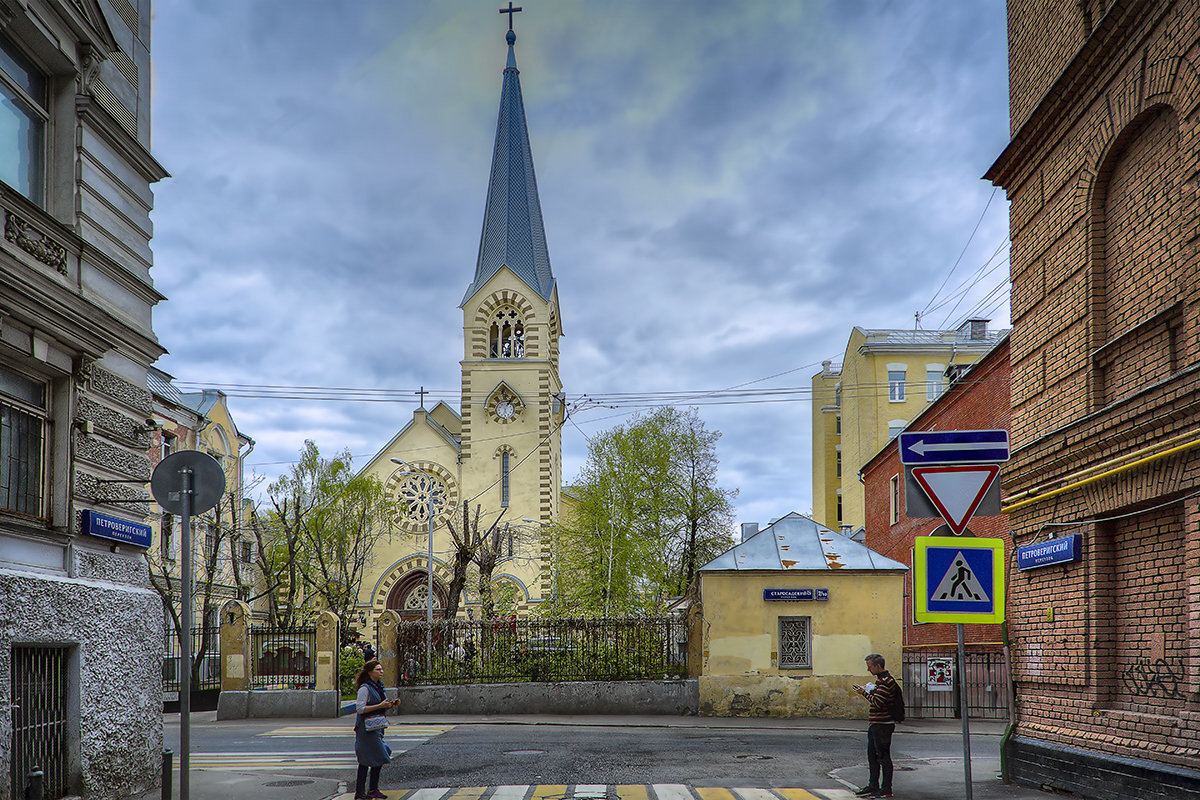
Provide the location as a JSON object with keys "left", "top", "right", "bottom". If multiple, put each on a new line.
{"left": 927, "top": 657, "right": 954, "bottom": 692}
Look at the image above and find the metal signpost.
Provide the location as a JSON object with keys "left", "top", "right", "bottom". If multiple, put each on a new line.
{"left": 902, "top": 429, "right": 1009, "bottom": 800}
{"left": 151, "top": 451, "right": 226, "bottom": 800}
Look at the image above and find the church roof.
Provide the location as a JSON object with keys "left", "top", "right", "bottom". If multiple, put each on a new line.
{"left": 461, "top": 28, "right": 556, "bottom": 306}
{"left": 700, "top": 513, "right": 907, "bottom": 572}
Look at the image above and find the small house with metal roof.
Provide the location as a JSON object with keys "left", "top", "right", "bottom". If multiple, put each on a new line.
{"left": 697, "top": 512, "right": 907, "bottom": 718}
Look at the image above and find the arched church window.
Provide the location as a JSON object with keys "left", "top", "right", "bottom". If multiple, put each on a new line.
{"left": 489, "top": 307, "right": 526, "bottom": 359}
{"left": 501, "top": 450, "right": 510, "bottom": 507}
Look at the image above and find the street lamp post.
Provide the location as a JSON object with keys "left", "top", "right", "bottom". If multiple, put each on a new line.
{"left": 391, "top": 457, "right": 436, "bottom": 673}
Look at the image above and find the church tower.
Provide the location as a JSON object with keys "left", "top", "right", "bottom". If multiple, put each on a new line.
{"left": 459, "top": 22, "right": 564, "bottom": 599}
{"left": 358, "top": 14, "right": 564, "bottom": 624}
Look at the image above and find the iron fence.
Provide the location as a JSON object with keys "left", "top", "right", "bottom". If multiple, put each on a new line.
{"left": 163, "top": 625, "right": 222, "bottom": 693}
{"left": 251, "top": 625, "right": 319, "bottom": 688}
{"left": 901, "top": 649, "right": 1009, "bottom": 719}
{"left": 394, "top": 617, "right": 689, "bottom": 685}
{"left": 10, "top": 645, "right": 70, "bottom": 800}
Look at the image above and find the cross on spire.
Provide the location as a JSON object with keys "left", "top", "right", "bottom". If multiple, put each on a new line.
{"left": 416, "top": 386, "right": 427, "bottom": 409}
{"left": 499, "top": 2, "right": 522, "bottom": 32}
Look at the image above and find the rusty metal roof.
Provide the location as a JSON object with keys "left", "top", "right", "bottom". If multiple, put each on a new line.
{"left": 700, "top": 512, "right": 907, "bottom": 572}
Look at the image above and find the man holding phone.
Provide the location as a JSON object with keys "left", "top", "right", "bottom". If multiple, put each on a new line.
{"left": 852, "top": 653, "right": 899, "bottom": 798}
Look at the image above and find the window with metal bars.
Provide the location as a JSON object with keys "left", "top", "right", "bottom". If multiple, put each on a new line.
{"left": 778, "top": 616, "right": 812, "bottom": 669}
{"left": 0, "top": 365, "right": 47, "bottom": 518}
{"left": 9, "top": 645, "right": 71, "bottom": 799}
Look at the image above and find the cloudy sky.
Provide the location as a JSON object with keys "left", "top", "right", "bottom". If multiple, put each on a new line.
{"left": 148, "top": 0, "right": 1012, "bottom": 529}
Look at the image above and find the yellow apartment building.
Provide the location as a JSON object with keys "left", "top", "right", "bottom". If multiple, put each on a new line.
{"left": 811, "top": 321, "right": 1004, "bottom": 530}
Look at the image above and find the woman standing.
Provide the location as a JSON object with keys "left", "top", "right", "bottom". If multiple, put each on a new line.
{"left": 354, "top": 660, "right": 399, "bottom": 799}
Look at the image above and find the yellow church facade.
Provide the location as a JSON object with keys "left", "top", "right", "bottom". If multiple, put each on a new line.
{"left": 353, "top": 26, "right": 564, "bottom": 633}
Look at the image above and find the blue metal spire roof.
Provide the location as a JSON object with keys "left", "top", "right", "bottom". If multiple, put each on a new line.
{"left": 461, "top": 27, "right": 556, "bottom": 306}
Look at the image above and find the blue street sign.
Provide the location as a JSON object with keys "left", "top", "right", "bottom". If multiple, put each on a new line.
{"left": 899, "top": 429, "right": 1010, "bottom": 465}
{"left": 1017, "top": 534, "right": 1082, "bottom": 571}
{"left": 82, "top": 510, "right": 153, "bottom": 549}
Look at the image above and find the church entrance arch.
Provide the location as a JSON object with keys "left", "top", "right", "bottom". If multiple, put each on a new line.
{"left": 386, "top": 570, "right": 446, "bottom": 621}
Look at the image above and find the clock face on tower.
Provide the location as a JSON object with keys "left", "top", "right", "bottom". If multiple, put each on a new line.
{"left": 488, "top": 390, "right": 522, "bottom": 424}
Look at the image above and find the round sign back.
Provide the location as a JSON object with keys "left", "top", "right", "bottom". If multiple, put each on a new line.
{"left": 151, "top": 450, "right": 226, "bottom": 515}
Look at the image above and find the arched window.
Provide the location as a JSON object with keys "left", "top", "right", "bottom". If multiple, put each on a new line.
{"left": 500, "top": 450, "right": 510, "bottom": 507}
{"left": 489, "top": 307, "right": 526, "bottom": 359}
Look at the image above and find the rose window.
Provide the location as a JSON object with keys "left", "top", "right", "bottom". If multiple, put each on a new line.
{"left": 395, "top": 471, "right": 452, "bottom": 533}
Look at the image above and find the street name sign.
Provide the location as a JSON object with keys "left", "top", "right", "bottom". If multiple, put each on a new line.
{"left": 913, "top": 536, "right": 1005, "bottom": 624}
{"left": 898, "top": 429, "right": 1010, "bottom": 465}
{"left": 910, "top": 464, "right": 1001, "bottom": 535}
{"left": 82, "top": 510, "right": 152, "bottom": 549}
{"left": 1017, "top": 534, "right": 1082, "bottom": 571}
{"left": 764, "top": 588, "right": 829, "bottom": 602}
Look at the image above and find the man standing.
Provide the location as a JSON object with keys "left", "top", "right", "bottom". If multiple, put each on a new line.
{"left": 853, "top": 653, "right": 899, "bottom": 798}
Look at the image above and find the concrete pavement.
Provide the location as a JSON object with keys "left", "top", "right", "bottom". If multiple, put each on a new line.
{"left": 138, "top": 714, "right": 1064, "bottom": 800}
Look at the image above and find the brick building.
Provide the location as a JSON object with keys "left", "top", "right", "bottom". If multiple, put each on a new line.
{"left": 861, "top": 336, "right": 1012, "bottom": 653}
{"left": 984, "top": 1, "right": 1200, "bottom": 796}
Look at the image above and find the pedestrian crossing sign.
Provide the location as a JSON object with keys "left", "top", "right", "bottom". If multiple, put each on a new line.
{"left": 913, "top": 536, "right": 1005, "bottom": 624}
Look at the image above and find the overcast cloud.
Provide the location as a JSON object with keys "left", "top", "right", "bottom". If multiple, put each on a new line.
{"left": 149, "top": 0, "right": 1011, "bottom": 529}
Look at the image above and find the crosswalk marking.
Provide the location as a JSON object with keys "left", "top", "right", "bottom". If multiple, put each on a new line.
{"left": 615, "top": 786, "right": 650, "bottom": 800}
{"left": 260, "top": 725, "right": 453, "bottom": 737}
{"left": 773, "top": 789, "right": 823, "bottom": 800}
{"left": 188, "top": 724, "right": 452, "bottom": 771}
{"left": 332, "top": 788, "right": 863, "bottom": 800}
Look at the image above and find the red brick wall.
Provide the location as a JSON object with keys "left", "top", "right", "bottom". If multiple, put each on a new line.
{"left": 862, "top": 339, "right": 1012, "bottom": 650}
{"left": 987, "top": 0, "right": 1200, "bottom": 779}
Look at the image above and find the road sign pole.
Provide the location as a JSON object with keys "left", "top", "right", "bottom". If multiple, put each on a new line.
{"left": 958, "top": 622, "right": 973, "bottom": 800}
{"left": 179, "top": 467, "right": 193, "bottom": 800}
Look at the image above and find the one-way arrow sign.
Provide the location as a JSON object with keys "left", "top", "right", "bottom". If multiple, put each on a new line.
{"left": 899, "top": 429, "right": 1010, "bottom": 465}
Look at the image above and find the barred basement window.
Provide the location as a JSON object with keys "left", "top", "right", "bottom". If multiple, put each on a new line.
{"left": 779, "top": 616, "right": 811, "bottom": 669}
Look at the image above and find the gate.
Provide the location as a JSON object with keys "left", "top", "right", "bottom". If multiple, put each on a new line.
{"left": 10, "top": 646, "right": 70, "bottom": 800}
{"left": 901, "top": 649, "right": 1009, "bottom": 719}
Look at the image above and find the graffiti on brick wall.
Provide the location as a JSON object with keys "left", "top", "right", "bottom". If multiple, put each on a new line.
{"left": 1119, "top": 657, "right": 1183, "bottom": 699}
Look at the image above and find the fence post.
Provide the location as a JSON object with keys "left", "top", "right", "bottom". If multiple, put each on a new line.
{"left": 23, "top": 765, "right": 43, "bottom": 800}
{"left": 161, "top": 749, "right": 173, "bottom": 800}
{"left": 377, "top": 610, "right": 401, "bottom": 687}
{"left": 314, "top": 610, "right": 339, "bottom": 691}
{"left": 220, "top": 600, "right": 252, "bottom": 691}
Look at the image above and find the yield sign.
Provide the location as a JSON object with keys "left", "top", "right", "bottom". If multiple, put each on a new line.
{"left": 910, "top": 464, "right": 1000, "bottom": 535}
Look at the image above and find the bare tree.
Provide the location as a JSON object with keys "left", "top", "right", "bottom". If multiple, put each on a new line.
{"left": 443, "top": 501, "right": 507, "bottom": 619}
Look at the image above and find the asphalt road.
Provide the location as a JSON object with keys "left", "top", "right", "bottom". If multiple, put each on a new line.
{"left": 166, "top": 713, "right": 998, "bottom": 790}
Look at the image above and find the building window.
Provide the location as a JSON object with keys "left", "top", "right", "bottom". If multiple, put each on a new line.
{"left": 488, "top": 307, "right": 526, "bottom": 358}
{"left": 887, "top": 367, "right": 906, "bottom": 402}
{"left": 241, "top": 540, "right": 253, "bottom": 564}
{"left": 836, "top": 492, "right": 842, "bottom": 523}
{"left": 500, "top": 451, "right": 510, "bottom": 507}
{"left": 889, "top": 475, "right": 900, "bottom": 525}
{"left": 779, "top": 616, "right": 811, "bottom": 668}
{"left": 205, "top": 529, "right": 219, "bottom": 562}
{"left": 162, "top": 431, "right": 175, "bottom": 461}
{"left": 888, "top": 419, "right": 906, "bottom": 440}
{"left": 0, "top": 35, "right": 46, "bottom": 204}
{"left": 925, "top": 365, "right": 944, "bottom": 400}
{"left": 835, "top": 414, "right": 841, "bottom": 435}
{"left": 835, "top": 449, "right": 842, "bottom": 478}
{"left": 0, "top": 365, "right": 47, "bottom": 518}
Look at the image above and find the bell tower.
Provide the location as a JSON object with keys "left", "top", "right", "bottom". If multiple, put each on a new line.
{"left": 458, "top": 16, "right": 564, "bottom": 581}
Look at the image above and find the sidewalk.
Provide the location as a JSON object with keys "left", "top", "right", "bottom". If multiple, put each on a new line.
{"left": 138, "top": 714, "right": 1059, "bottom": 800}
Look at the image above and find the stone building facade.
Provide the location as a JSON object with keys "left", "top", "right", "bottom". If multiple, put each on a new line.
{"left": 0, "top": 1, "right": 167, "bottom": 798}
{"left": 985, "top": 1, "right": 1200, "bottom": 796}
{"left": 860, "top": 336, "right": 1012, "bottom": 651}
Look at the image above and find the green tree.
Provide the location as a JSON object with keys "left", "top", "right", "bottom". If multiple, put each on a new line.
{"left": 259, "top": 441, "right": 397, "bottom": 633}
{"left": 543, "top": 407, "right": 736, "bottom": 617}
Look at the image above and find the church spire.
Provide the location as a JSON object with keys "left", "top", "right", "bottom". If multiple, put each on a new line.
{"left": 461, "top": 11, "right": 555, "bottom": 306}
